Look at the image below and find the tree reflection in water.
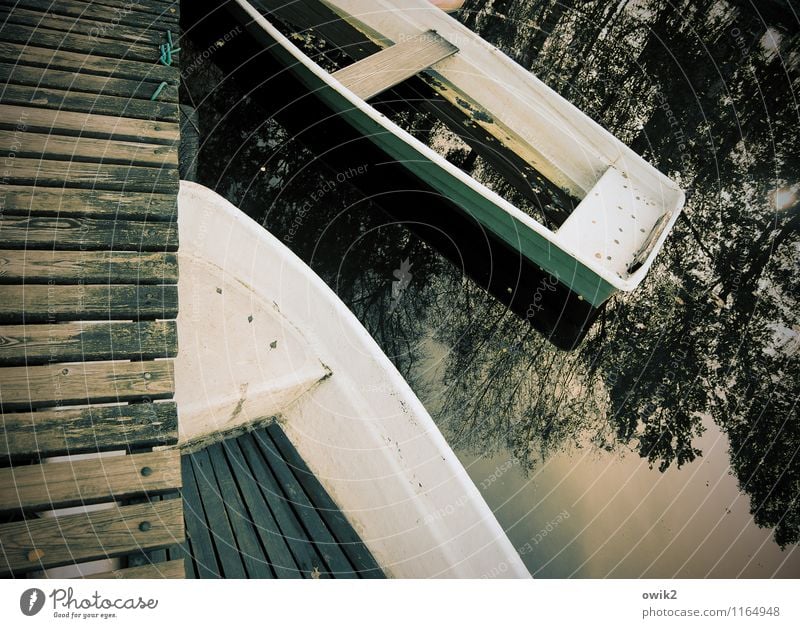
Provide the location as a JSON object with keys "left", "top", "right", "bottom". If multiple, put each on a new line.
{"left": 183, "top": 0, "right": 798, "bottom": 549}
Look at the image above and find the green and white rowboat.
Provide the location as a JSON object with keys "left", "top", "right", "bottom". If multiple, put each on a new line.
{"left": 235, "top": 0, "right": 685, "bottom": 307}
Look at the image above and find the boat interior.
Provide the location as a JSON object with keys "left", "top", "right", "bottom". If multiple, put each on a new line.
{"left": 230, "top": 0, "right": 684, "bottom": 291}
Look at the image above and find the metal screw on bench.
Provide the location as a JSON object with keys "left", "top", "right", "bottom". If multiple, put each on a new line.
{"left": 140, "top": 466, "right": 153, "bottom": 477}
{"left": 139, "top": 521, "right": 152, "bottom": 532}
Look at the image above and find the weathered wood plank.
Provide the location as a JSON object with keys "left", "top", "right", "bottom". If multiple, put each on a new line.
{"left": 0, "top": 0, "right": 178, "bottom": 29}
{"left": 167, "top": 542, "right": 196, "bottom": 579}
{"left": 0, "top": 216, "right": 178, "bottom": 252}
{"left": 0, "top": 250, "right": 179, "bottom": 285}
{"left": 0, "top": 129, "right": 178, "bottom": 167}
{"left": 1, "top": 158, "right": 178, "bottom": 193}
{"left": 0, "top": 22, "right": 164, "bottom": 63}
{"left": 0, "top": 320, "right": 178, "bottom": 366}
{"left": 80, "top": 0, "right": 180, "bottom": 24}
{"left": 0, "top": 498, "right": 184, "bottom": 576}
{"left": 0, "top": 450, "right": 181, "bottom": 514}
{"left": 332, "top": 30, "right": 458, "bottom": 101}
{"left": 223, "top": 438, "right": 301, "bottom": 578}
{"left": 89, "top": 0, "right": 180, "bottom": 18}
{"left": 0, "top": 42, "right": 175, "bottom": 83}
{"left": 82, "top": 558, "right": 185, "bottom": 579}
{"left": 266, "top": 425, "right": 383, "bottom": 577}
{"left": 237, "top": 433, "right": 327, "bottom": 577}
{"left": 206, "top": 443, "right": 274, "bottom": 578}
{"left": 0, "top": 359, "right": 175, "bottom": 410}
{"left": 0, "top": 63, "right": 179, "bottom": 103}
{"left": 190, "top": 449, "right": 247, "bottom": 578}
{"left": 0, "top": 8, "right": 165, "bottom": 45}
{"left": 180, "top": 455, "right": 221, "bottom": 579}
{"left": 0, "top": 186, "right": 177, "bottom": 220}
{"left": 0, "top": 284, "right": 178, "bottom": 323}
{"left": 254, "top": 430, "right": 355, "bottom": 577}
{"left": 1, "top": 84, "right": 178, "bottom": 122}
{"left": 0, "top": 402, "right": 178, "bottom": 462}
{"left": 0, "top": 105, "right": 179, "bottom": 144}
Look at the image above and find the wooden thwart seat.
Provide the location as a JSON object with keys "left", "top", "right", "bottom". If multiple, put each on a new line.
{"left": 332, "top": 29, "right": 458, "bottom": 100}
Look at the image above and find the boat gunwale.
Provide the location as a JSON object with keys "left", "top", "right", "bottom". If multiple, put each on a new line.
{"left": 234, "top": 0, "right": 684, "bottom": 296}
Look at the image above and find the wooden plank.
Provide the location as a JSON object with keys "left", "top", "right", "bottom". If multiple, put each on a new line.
{"left": 0, "top": 402, "right": 178, "bottom": 462}
{"left": 0, "top": 250, "right": 179, "bottom": 285}
{"left": 0, "top": 359, "right": 175, "bottom": 410}
{"left": 1, "top": 84, "right": 178, "bottom": 122}
{"left": 254, "top": 430, "right": 356, "bottom": 577}
{"left": 0, "top": 216, "right": 178, "bottom": 252}
{"left": 0, "top": 285, "right": 179, "bottom": 323}
{"left": 0, "top": 63, "right": 179, "bottom": 103}
{"left": 0, "top": 498, "right": 184, "bottom": 576}
{"left": 0, "top": 186, "right": 177, "bottom": 220}
{"left": 266, "top": 425, "right": 383, "bottom": 577}
{"left": 0, "top": 105, "right": 179, "bottom": 144}
{"left": 0, "top": 42, "right": 175, "bottom": 83}
{"left": 190, "top": 450, "right": 247, "bottom": 578}
{"left": 89, "top": 0, "right": 180, "bottom": 16}
{"left": 83, "top": 558, "right": 185, "bottom": 579}
{"left": 332, "top": 30, "right": 458, "bottom": 101}
{"left": 0, "top": 320, "right": 178, "bottom": 366}
{"left": 167, "top": 542, "right": 196, "bottom": 579}
{"left": 0, "top": 450, "right": 181, "bottom": 514}
{"left": 237, "top": 433, "right": 327, "bottom": 578}
{"left": 0, "top": 0, "right": 178, "bottom": 29}
{"left": 223, "top": 438, "right": 301, "bottom": 578}
{"left": 0, "top": 129, "right": 178, "bottom": 167}
{"left": 207, "top": 443, "right": 274, "bottom": 578}
{"left": 180, "top": 455, "right": 221, "bottom": 579}
{"left": 0, "top": 158, "right": 178, "bottom": 194}
{"left": 0, "top": 22, "right": 165, "bottom": 63}
{"left": 0, "top": 8, "right": 165, "bottom": 45}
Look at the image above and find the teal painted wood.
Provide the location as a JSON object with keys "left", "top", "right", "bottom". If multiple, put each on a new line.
{"left": 262, "top": 34, "right": 617, "bottom": 306}
{"left": 181, "top": 426, "right": 384, "bottom": 579}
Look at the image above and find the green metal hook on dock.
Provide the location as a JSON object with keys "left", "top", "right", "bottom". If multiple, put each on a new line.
{"left": 159, "top": 30, "right": 181, "bottom": 66}
{"left": 150, "top": 81, "right": 168, "bottom": 101}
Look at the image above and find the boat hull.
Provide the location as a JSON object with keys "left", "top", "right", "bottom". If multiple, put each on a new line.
{"left": 234, "top": 1, "right": 620, "bottom": 306}
{"left": 176, "top": 181, "right": 531, "bottom": 578}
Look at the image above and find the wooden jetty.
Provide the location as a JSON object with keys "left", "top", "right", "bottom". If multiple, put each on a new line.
{"left": 0, "top": 0, "right": 185, "bottom": 578}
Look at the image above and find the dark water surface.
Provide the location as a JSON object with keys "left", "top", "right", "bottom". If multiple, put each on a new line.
{"left": 181, "top": 0, "right": 799, "bottom": 577}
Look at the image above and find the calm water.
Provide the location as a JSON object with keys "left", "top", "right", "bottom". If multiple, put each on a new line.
{"left": 181, "top": 0, "right": 799, "bottom": 577}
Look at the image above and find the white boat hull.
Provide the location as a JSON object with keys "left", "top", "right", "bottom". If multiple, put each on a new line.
{"left": 175, "top": 181, "right": 530, "bottom": 578}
